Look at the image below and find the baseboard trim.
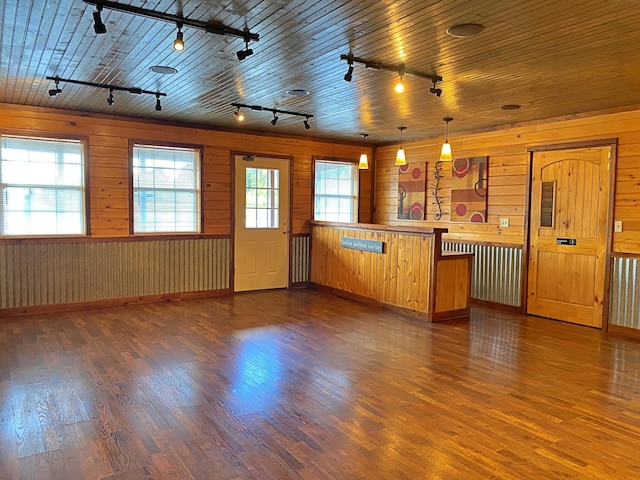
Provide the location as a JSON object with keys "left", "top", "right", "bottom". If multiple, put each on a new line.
{"left": 0, "top": 289, "right": 233, "bottom": 318}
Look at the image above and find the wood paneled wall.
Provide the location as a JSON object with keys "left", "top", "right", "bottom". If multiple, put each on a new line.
{"left": 0, "top": 103, "right": 372, "bottom": 238}
{"left": 374, "top": 108, "right": 640, "bottom": 254}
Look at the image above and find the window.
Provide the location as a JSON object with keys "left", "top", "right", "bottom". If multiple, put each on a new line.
{"left": 245, "top": 167, "right": 279, "bottom": 228}
{"left": 0, "top": 135, "right": 85, "bottom": 236}
{"left": 132, "top": 144, "right": 200, "bottom": 233}
{"left": 314, "top": 159, "right": 358, "bottom": 222}
{"left": 540, "top": 181, "right": 555, "bottom": 228}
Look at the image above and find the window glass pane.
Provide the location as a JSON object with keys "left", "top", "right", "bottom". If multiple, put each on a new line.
{"left": 0, "top": 136, "right": 85, "bottom": 236}
{"left": 245, "top": 168, "right": 279, "bottom": 229}
{"left": 541, "top": 181, "right": 555, "bottom": 228}
{"left": 313, "top": 160, "right": 358, "bottom": 222}
{"left": 132, "top": 145, "right": 200, "bottom": 233}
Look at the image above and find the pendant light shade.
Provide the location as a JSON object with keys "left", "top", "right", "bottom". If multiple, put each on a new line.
{"left": 396, "top": 126, "right": 407, "bottom": 166}
{"left": 359, "top": 133, "right": 369, "bottom": 169}
{"left": 440, "top": 117, "right": 453, "bottom": 161}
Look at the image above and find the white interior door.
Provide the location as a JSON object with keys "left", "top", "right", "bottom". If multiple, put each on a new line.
{"left": 234, "top": 155, "right": 290, "bottom": 292}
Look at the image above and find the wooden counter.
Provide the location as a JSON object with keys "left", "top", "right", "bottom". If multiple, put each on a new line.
{"left": 309, "top": 221, "right": 473, "bottom": 321}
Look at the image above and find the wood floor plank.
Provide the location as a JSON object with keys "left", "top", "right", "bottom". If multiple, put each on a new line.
{"left": 2, "top": 290, "right": 640, "bottom": 479}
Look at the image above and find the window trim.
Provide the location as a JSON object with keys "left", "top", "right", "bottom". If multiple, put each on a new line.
{"left": 128, "top": 139, "right": 204, "bottom": 235}
{"left": 312, "top": 156, "right": 360, "bottom": 223}
{"left": 0, "top": 131, "right": 90, "bottom": 238}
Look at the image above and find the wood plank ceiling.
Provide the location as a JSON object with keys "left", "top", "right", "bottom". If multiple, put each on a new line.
{"left": 1, "top": 0, "right": 640, "bottom": 145}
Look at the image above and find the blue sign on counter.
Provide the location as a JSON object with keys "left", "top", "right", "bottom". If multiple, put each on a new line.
{"left": 341, "top": 236, "right": 384, "bottom": 253}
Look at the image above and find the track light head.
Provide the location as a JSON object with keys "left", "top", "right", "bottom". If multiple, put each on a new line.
{"left": 344, "top": 64, "right": 354, "bottom": 82}
{"left": 107, "top": 88, "right": 114, "bottom": 105}
{"left": 234, "top": 107, "right": 245, "bottom": 121}
{"left": 93, "top": 4, "right": 107, "bottom": 34}
{"left": 48, "top": 78, "right": 61, "bottom": 97}
{"left": 237, "top": 37, "right": 254, "bottom": 61}
{"left": 271, "top": 113, "right": 279, "bottom": 126}
{"left": 173, "top": 23, "right": 184, "bottom": 51}
{"left": 155, "top": 93, "right": 162, "bottom": 111}
{"left": 430, "top": 81, "right": 442, "bottom": 97}
{"left": 303, "top": 117, "right": 311, "bottom": 130}
{"left": 236, "top": 47, "right": 254, "bottom": 61}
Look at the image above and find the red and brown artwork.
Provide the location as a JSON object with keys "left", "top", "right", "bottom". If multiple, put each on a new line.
{"left": 451, "top": 156, "right": 488, "bottom": 222}
{"left": 397, "top": 163, "right": 427, "bottom": 220}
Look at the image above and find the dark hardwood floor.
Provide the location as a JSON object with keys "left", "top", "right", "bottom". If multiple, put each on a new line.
{"left": 1, "top": 290, "right": 640, "bottom": 479}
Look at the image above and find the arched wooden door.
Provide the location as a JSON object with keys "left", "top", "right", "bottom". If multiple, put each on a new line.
{"left": 527, "top": 146, "right": 612, "bottom": 328}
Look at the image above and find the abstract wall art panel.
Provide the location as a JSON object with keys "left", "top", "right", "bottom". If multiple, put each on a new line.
{"left": 397, "top": 162, "right": 427, "bottom": 220}
{"left": 451, "top": 156, "right": 488, "bottom": 222}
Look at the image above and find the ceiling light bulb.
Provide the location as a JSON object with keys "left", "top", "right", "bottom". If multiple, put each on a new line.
{"left": 174, "top": 28, "right": 184, "bottom": 51}
{"left": 234, "top": 109, "right": 245, "bottom": 121}
{"left": 395, "top": 79, "right": 405, "bottom": 93}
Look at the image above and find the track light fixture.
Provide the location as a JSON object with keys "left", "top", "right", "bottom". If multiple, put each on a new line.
{"left": 46, "top": 76, "right": 166, "bottom": 111}
{"left": 440, "top": 117, "right": 453, "bottom": 161}
{"left": 230, "top": 103, "right": 314, "bottom": 129}
{"left": 93, "top": 4, "right": 107, "bottom": 34}
{"left": 359, "top": 134, "right": 369, "bottom": 170}
{"left": 396, "top": 126, "right": 407, "bottom": 166}
{"left": 430, "top": 81, "right": 442, "bottom": 97}
{"left": 236, "top": 36, "right": 254, "bottom": 61}
{"left": 83, "top": 0, "right": 259, "bottom": 57}
{"left": 173, "top": 22, "right": 184, "bottom": 51}
{"left": 340, "top": 53, "right": 442, "bottom": 89}
{"left": 344, "top": 59, "right": 354, "bottom": 82}
{"left": 234, "top": 106, "right": 245, "bottom": 121}
{"left": 48, "top": 78, "right": 62, "bottom": 97}
{"left": 395, "top": 72, "right": 405, "bottom": 93}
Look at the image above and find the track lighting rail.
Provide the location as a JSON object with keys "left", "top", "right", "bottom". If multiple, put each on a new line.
{"left": 47, "top": 76, "right": 166, "bottom": 97}
{"left": 46, "top": 76, "right": 166, "bottom": 110}
{"left": 231, "top": 103, "right": 313, "bottom": 119}
{"left": 83, "top": 0, "right": 259, "bottom": 41}
{"left": 340, "top": 53, "right": 442, "bottom": 84}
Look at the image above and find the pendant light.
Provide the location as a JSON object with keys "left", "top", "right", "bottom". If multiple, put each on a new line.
{"left": 440, "top": 117, "right": 453, "bottom": 161}
{"left": 358, "top": 133, "right": 369, "bottom": 170}
{"left": 396, "top": 126, "right": 407, "bottom": 166}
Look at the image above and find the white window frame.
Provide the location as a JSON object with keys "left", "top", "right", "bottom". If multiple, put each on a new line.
{"left": 132, "top": 143, "right": 202, "bottom": 234}
{"left": 313, "top": 158, "right": 359, "bottom": 223}
{"left": 0, "top": 134, "right": 86, "bottom": 237}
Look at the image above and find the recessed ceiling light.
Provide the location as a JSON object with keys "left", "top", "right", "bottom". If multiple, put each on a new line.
{"left": 446, "top": 23, "right": 485, "bottom": 38}
{"left": 286, "top": 89, "right": 310, "bottom": 97}
{"left": 149, "top": 65, "right": 177, "bottom": 75}
{"left": 501, "top": 104, "right": 521, "bottom": 111}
